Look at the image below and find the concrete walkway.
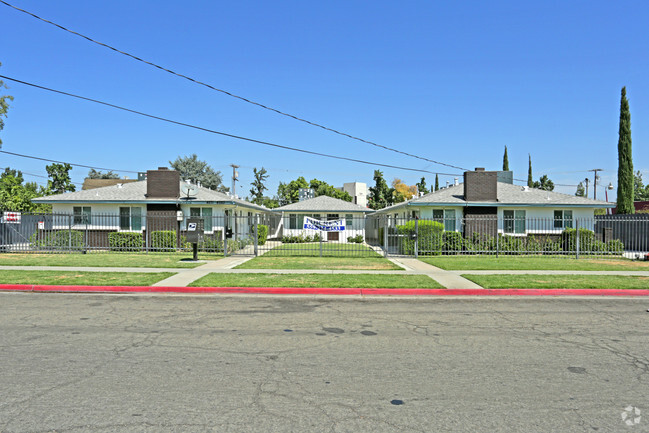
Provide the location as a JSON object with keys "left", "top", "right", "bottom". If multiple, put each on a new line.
{"left": 388, "top": 258, "right": 483, "bottom": 289}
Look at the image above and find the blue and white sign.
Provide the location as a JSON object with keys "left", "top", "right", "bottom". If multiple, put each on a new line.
{"left": 303, "top": 216, "right": 345, "bottom": 232}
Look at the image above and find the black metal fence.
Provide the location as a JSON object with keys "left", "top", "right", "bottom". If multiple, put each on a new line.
{"left": 1, "top": 211, "right": 646, "bottom": 258}
{"left": 365, "top": 215, "right": 643, "bottom": 258}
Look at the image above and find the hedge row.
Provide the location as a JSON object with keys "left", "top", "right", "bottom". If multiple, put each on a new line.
{"left": 30, "top": 230, "right": 85, "bottom": 250}
{"left": 394, "top": 225, "right": 625, "bottom": 255}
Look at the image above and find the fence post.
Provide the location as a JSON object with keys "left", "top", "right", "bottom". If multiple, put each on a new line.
{"left": 84, "top": 217, "right": 88, "bottom": 254}
{"left": 414, "top": 218, "right": 419, "bottom": 258}
{"left": 144, "top": 215, "right": 149, "bottom": 254}
{"left": 383, "top": 216, "right": 388, "bottom": 258}
{"left": 319, "top": 230, "right": 323, "bottom": 257}
{"left": 575, "top": 219, "right": 580, "bottom": 260}
{"left": 254, "top": 214, "right": 258, "bottom": 257}
{"left": 496, "top": 221, "right": 499, "bottom": 258}
{"left": 68, "top": 214, "right": 72, "bottom": 253}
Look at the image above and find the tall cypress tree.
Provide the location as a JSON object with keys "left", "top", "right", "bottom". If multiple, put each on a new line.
{"left": 616, "top": 87, "right": 634, "bottom": 213}
{"left": 503, "top": 146, "right": 509, "bottom": 171}
{"left": 434, "top": 174, "right": 439, "bottom": 192}
{"left": 527, "top": 154, "right": 533, "bottom": 187}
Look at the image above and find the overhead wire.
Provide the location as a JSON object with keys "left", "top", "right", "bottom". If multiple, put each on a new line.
{"left": 0, "top": 0, "right": 470, "bottom": 172}
{"left": 0, "top": 166, "right": 85, "bottom": 186}
{"left": 0, "top": 74, "right": 463, "bottom": 178}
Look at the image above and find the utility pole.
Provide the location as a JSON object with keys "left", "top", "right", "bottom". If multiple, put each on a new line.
{"left": 589, "top": 169, "right": 603, "bottom": 200}
{"left": 230, "top": 164, "right": 239, "bottom": 197}
{"left": 583, "top": 178, "right": 590, "bottom": 198}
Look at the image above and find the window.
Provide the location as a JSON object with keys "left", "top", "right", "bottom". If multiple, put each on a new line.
{"left": 345, "top": 214, "right": 353, "bottom": 229}
{"left": 433, "top": 209, "right": 456, "bottom": 231}
{"left": 289, "top": 214, "right": 304, "bottom": 230}
{"left": 119, "top": 207, "right": 141, "bottom": 231}
{"left": 504, "top": 210, "right": 526, "bottom": 234}
{"left": 554, "top": 210, "right": 573, "bottom": 229}
{"left": 189, "top": 207, "right": 213, "bottom": 231}
{"left": 73, "top": 206, "right": 91, "bottom": 225}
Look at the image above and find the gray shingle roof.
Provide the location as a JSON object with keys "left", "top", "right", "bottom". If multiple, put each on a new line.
{"left": 375, "top": 182, "right": 614, "bottom": 212}
{"left": 274, "top": 195, "right": 372, "bottom": 213}
{"left": 32, "top": 180, "right": 269, "bottom": 212}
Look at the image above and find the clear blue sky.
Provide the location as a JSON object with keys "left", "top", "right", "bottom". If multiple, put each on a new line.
{"left": 1, "top": 0, "right": 648, "bottom": 202}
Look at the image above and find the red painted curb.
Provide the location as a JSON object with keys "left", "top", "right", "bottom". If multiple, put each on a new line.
{"left": 1, "top": 284, "right": 649, "bottom": 297}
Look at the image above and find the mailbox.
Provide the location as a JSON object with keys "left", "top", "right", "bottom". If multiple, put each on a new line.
{"left": 186, "top": 217, "right": 204, "bottom": 243}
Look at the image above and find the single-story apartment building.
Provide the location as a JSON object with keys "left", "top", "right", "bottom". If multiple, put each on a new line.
{"left": 373, "top": 168, "right": 615, "bottom": 238}
{"left": 274, "top": 195, "right": 373, "bottom": 242}
{"left": 32, "top": 167, "right": 270, "bottom": 247}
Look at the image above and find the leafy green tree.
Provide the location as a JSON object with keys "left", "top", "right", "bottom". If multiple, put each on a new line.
{"left": 415, "top": 177, "right": 429, "bottom": 195}
{"left": 277, "top": 176, "right": 309, "bottom": 205}
{"left": 87, "top": 169, "right": 119, "bottom": 179}
{"left": 527, "top": 154, "right": 533, "bottom": 188}
{"left": 169, "top": 154, "right": 226, "bottom": 192}
{"left": 0, "top": 62, "right": 14, "bottom": 148}
{"left": 503, "top": 146, "right": 509, "bottom": 171}
{"left": 617, "top": 87, "right": 634, "bottom": 213}
{"left": 633, "top": 171, "right": 649, "bottom": 201}
{"left": 262, "top": 197, "right": 280, "bottom": 209}
{"left": 46, "top": 163, "right": 75, "bottom": 194}
{"left": 368, "top": 170, "right": 393, "bottom": 210}
{"left": 575, "top": 182, "right": 585, "bottom": 197}
{"left": 435, "top": 174, "right": 439, "bottom": 192}
{"left": 0, "top": 169, "right": 50, "bottom": 212}
{"left": 532, "top": 174, "right": 554, "bottom": 191}
{"left": 309, "top": 178, "right": 352, "bottom": 202}
{"left": 249, "top": 167, "right": 269, "bottom": 205}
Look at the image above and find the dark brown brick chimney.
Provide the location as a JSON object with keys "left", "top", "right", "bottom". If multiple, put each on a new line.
{"left": 464, "top": 167, "right": 497, "bottom": 201}
{"left": 146, "top": 167, "right": 180, "bottom": 198}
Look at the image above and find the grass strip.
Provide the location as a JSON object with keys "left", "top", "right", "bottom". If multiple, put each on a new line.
{"left": 0, "top": 270, "right": 175, "bottom": 286}
{"left": 421, "top": 256, "right": 649, "bottom": 271}
{"left": 261, "top": 243, "right": 382, "bottom": 258}
{"left": 463, "top": 274, "right": 649, "bottom": 290}
{"left": 0, "top": 253, "right": 218, "bottom": 268}
{"left": 190, "top": 273, "right": 441, "bottom": 288}
{"left": 235, "top": 256, "right": 402, "bottom": 270}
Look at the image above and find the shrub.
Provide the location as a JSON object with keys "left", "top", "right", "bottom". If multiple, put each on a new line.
{"left": 257, "top": 224, "right": 268, "bottom": 246}
{"left": 347, "top": 234, "right": 364, "bottom": 243}
{"left": 108, "top": 232, "right": 143, "bottom": 251}
{"left": 397, "top": 220, "right": 444, "bottom": 255}
{"left": 562, "top": 228, "right": 595, "bottom": 252}
{"left": 30, "top": 230, "right": 84, "bottom": 250}
{"left": 151, "top": 230, "right": 177, "bottom": 250}
{"left": 442, "top": 231, "right": 463, "bottom": 253}
{"left": 606, "top": 239, "right": 624, "bottom": 254}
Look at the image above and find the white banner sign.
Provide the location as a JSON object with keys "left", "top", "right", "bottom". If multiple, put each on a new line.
{"left": 303, "top": 216, "right": 345, "bottom": 232}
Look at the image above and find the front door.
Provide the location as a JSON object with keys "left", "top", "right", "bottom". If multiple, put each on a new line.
{"left": 327, "top": 214, "right": 339, "bottom": 241}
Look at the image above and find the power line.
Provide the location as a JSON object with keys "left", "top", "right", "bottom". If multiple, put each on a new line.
{"left": 0, "top": 166, "right": 84, "bottom": 186}
{"left": 0, "top": 74, "right": 463, "bottom": 178}
{"left": 0, "top": 0, "right": 469, "bottom": 172}
{"left": 0, "top": 149, "right": 139, "bottom": 174}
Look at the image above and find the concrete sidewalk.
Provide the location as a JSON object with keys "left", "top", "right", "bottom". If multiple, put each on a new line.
{"left": 3, "top": 256, "right": 649, "bottom": 289}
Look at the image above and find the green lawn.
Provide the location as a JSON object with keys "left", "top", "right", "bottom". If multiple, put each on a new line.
{"left": 236, "top": 255, "right": 402, "bottom": 270}
{"left": 420, "top": 256, "right": 649, "bottom": 271}
{"left": 190, "top": 273, "right": 441, "bottom": 288}
{"left": 0, "top": 253, "right": 219, "bottom": 268}
{"left": 0, "top": 270, "right": 174, "bottom": 286}
{"left": 261, "top": 242, "right": 381, "bottom": 257}
{"left": 463, "top": 274, "right": 649, "bottom": 290}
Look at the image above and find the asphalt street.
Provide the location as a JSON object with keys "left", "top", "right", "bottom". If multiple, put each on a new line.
{"left": 0, "top": 293, "right": 647, "bottom": 432}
